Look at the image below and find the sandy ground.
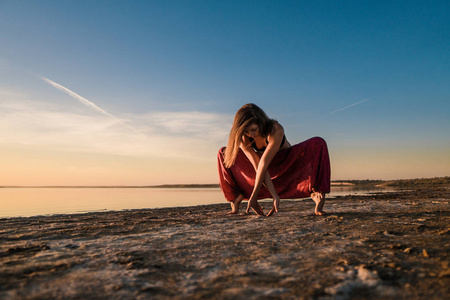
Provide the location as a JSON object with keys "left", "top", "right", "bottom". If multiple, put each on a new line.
{"left": 0, "top": 186, "right": 449, "bottom": 299}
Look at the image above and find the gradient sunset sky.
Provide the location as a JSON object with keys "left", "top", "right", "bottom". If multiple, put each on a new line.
{"left": 1, "top": 1, "right": 449, "bottom": 186}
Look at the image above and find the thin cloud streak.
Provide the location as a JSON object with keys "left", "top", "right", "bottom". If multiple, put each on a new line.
{"left": 39, "top": 76, "right": 123, "bottom": 124}
{"left": 326, "top": 98, "right": 369, "bottom": 116}
{"left": 38, "top": 75, "right": 147, "bottom": 136}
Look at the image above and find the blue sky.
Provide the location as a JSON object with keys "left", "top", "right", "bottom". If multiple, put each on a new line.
{"left": 0, "top": 0, "right": 449, "bottom": 185}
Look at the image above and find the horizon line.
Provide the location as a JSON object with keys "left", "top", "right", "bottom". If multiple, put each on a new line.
{"left": 1, "top": 176, "right": 447, "bottom": 188}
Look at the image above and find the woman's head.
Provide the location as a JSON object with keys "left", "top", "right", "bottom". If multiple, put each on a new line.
{"left": 223, "top": 103, "right": 275, "bottom": 167}
{"left": 233, "top": 103, "right": 273, "bottom": 138}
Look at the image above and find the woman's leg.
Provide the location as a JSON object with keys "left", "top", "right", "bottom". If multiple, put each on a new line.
{"left": 309, "top": 137, "right": 329, "bottom": 215}
{"left": 217, "top": 147, "right": 242, "bottom": 202}
{"left": 228, "top": 194, "right": 244, "bottom": 214}
{"left": 268, "top": 137, "right": 331, "bottom": 201}
{"left": 311, "top": 191, "right": 326, "bottom": 216}
{"left": 217, "top": 148, "right": 264, "bottom": 215}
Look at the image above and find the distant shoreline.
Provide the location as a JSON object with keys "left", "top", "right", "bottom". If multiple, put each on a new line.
{"left": 0, "top": 176, "right": 448, "bottom": 189}
{"left": 0, "top": 184, "right": 221, "bottom": 189}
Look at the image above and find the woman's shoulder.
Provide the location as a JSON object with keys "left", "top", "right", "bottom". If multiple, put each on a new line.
{"left": 270, "top": 121, "right": 284, "bottom": 136}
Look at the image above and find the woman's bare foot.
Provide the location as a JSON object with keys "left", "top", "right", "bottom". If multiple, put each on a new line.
{"left": 311, "top": 192, "right": 326, "bottom": 216}
{"left": 228, "top": 194, "right": 244, "bottom": 214}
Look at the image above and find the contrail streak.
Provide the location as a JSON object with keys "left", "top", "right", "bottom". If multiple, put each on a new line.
{"left": 39, "top": 76, "right": 123, "bottom": 123}
{"left": 325, "top": 98, "right": 369, "bottom": 116}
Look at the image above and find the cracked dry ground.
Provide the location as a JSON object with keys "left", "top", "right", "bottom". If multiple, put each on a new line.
{"left": 0, "top": 186, "right": 449, "bottom": 299}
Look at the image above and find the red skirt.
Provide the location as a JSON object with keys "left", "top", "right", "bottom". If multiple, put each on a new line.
{"left": 217, "top": 137, "right": 331, "bottom": 202}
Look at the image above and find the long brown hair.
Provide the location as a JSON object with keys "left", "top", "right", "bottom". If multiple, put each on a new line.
{"left": 223, "top": 103, "right": 275, "bottom": 168}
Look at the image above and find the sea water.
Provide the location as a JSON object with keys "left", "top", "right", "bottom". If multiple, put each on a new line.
{"left": 0, "top": 186, "right": 392, "bottom": 218}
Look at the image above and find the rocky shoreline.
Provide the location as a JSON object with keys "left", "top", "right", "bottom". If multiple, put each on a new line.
{"left": 1, "top": 186, "right": 449, "bottom": 299}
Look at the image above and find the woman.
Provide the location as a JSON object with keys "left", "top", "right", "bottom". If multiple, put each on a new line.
{"left": 217, "top": 103, "right": 331, "bottom": 216}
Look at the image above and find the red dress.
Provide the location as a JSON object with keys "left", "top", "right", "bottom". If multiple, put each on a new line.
{"left": 217, "top": 137, "right": 331, "bottom": 202}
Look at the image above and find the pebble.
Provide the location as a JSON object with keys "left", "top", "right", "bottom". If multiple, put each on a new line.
{"left": 438, "top": 228, "right": 450, "bottom": 235}
{"left": 386, "top": 262, "right": 396, "bottom": 268}
{"left": 383, "top": 230, "right": 397, "bottom": 236}
{"left": 357, "top": 265, "right": 379, "bottom": 286}
{"left": 389, "top": 243, "right": 403, "bottom": 250}
{"left": 439, "top": 271, "right": 450, "bottom": 278}
{"left": 338, "top": 259, "right": 349, "bottom": 266}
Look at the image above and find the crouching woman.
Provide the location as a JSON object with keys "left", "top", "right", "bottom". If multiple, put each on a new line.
{"left": 217, "top": 103, "right": 331, "bottom": 216}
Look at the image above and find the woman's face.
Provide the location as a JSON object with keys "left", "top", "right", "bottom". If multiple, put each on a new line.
{"left": 244, "top": 123, "right": 260, "bottom": 138}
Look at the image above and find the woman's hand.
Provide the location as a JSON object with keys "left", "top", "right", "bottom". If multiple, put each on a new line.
{"left": 246, "top": 197, "right": 264, "bottom": 216}
{"left": 266, "top": 197, "right": 280, "bottom": 217}
{"left": 240, "top": 122, "right": 284, "bottom": 217}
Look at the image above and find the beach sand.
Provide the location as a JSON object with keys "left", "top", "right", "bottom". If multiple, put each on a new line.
{"left": 0, "top": 186, "right": 449, "bottom": 299}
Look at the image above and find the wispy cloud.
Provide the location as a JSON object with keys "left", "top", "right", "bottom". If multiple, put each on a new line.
{"left": 326, "top": 98, "right": 369, "bottom": 116}
{"left": 129, "top": 111, "right": 231, "bottom": 139}
{"left": 0, "top": 89, "right": 231, "bottom": 161}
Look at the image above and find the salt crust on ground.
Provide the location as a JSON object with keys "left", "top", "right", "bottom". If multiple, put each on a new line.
{"left": 0, "top": 186, "right": 449, "bottom": 299}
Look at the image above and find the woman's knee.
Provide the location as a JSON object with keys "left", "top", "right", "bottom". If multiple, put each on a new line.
{"left": 218, "top": 147, "right": 226, "bottom": 156}
{"left": 311, "top": 136, "right": 327, "bottom": 147}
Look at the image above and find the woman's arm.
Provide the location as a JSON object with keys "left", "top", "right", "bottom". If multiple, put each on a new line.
{"left": 240, "top": 136, "right": 261, "bottom": 170}
{"left": 240, "top": 136, "right": 280, "bottom": 201}
{"left": 245, "top": 124, "right": 284, "bottom": 214}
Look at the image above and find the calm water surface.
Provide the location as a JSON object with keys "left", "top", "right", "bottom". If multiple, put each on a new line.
{"left": 0, "top": 186, "right": 392, "bottom": 218}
